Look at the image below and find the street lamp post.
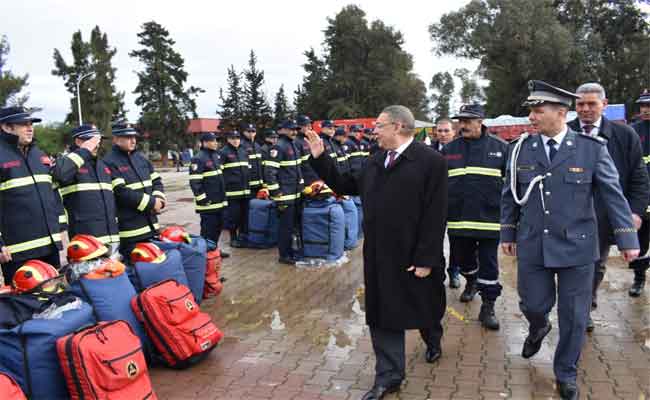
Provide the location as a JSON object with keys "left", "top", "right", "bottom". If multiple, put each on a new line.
{"left": 76, "top": 72, "right": 95, "bottom": 125}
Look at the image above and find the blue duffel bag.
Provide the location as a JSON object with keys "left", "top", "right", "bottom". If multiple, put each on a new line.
{"left": 302, "top": 198, "right": 345, "bottom": 261}
{"left": 69, "top": 272, "right": 147, "bottom": 348}
{"left": 248, "top": 199, "right": 279, "bottom": 248}
{"left": 352, "top": 196, "right": 364, "bottom": 240}
{"left": 153, "top": 235, "right": 207, "bottom": 303}
{"left": 129, "top": 249, "right": 189, "bottom": 292}
{"left": 0, "top": 300, "right": 95, "bottom": 399}
{"left": 339, "top": 197, "right": 359, "bottom": 250}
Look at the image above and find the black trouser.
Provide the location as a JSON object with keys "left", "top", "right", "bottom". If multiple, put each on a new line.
{"left": 200, "top": 211, "right": 224, "bottom": 248}
{"left": 450, "top": 236, "right": 502, "bottom": 301}
{"left": 2, "top": 244, "right": 61, "bottom": 283}
{"left": 226, "top": 198, "right": 250, "bottom": 241}
{"left": 277, "top": 204, "right": 298, "bottom": 259}
{"left": 370, "top": 324, "right": 443, "bottom": 386}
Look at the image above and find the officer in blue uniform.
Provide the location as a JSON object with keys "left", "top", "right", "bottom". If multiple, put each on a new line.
{"left": 629, "top": 90, "right": 650, "bottom": 297}
{"left": 345, "top": 125, "right": 367, "bottom": 176}
{"left": 240, "top": 123, "right": 264, "bottom": 195}
{"left": 264, "top": 120, "right": 304, "bottom": 264}
{"left": 333, "top": 126, "right": 352, "bottom": 173}
{"left": 501, "top": 81, "right": 640, "bottom": 400}
{"left": 443, "top": 104, "right": 507, "bottom": 330}
{"left": 189, "top": 132, "right": 230, "bottom": 258}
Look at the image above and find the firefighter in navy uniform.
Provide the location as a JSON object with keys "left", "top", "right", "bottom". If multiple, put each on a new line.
{"left": 345, "top": 125, "right": 368, "bottom": 176}
{"left": 240, "top": 123, "right": 264, "bottom": 195}
{"left": 294, "top": 115, "right": 320, "bottom": 186}
{"left": 264, "top": 120, "right": 304, "bottom": 264}
{"left": 53, "top": 124, "right": 120, "bottom": 252}
{"left": 261, "top": 128, "right": 279, "bottom": 159}
{"left": 333, "top": 127, "right": 352, "bottom": 174}
{"left": 317, "top": 121, "right": 344, "bottom": 194}
{"left": 629, "top": 90, "right": 650, "bottom": 297}
{"left": 102, "top": 122, "right": 165, "bottom": 259}
{"left": 442, "top": 104, "right": 507, "bottom": 330}
{"left": 360, "top": 128, "right": 374, "bottom": 166}
{"left": 0, "top": 107, "right": 64, "bottom": 281}
{"left": 219, "top": 130, "right": 251, "bottom": 248}
{"left": 189, "top": 132, "right": 230, "bottom": 258}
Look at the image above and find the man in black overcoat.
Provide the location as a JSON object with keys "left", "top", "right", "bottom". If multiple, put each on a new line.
{"left": 305, "top": 105, "right": 448, "bottom": 400}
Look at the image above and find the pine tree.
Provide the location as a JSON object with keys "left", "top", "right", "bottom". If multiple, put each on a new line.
{"left": 0, "top": 35, "right": 29, "bottom": 107}
{"left": 52, "top": 26, "right": 125, "bottom": 132}
{"left": 273, "top": 84, "right": 291, "bottom": 125}
{"left": 430, "top": 72, "right": 454, "bottom": 119}
{"left": 130, "top": 21, "right": 203, "bottom": 160}
{"left": 242, "top": 50, "right": 272, "bottom": 126}
{"left": 218, "top": 65, "right": 244, "bottom": 128}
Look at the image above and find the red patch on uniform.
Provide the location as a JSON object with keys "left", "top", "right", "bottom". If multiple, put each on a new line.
{"left": 104, "top": 167, "right": 111, "bottom": 174}
{"left": 2, "top": 160, "right": 20, "bottom": 169}
{"left": 205, "top": 160, "right": 214, "bottom": 167}
{"left": 228, "top": 154, "right": 236, "bottom": 160}
{"left": 444, "top": 154, "right": 463, "bottom": 160}
{"left": 78, "top": 168, "right": 89, "bottom": 174}
{"left": 118, "top": 166, "right": 130, "bottom": 172}
{"left": 287, "top": 149, "right": 293, "bottom": 156}
{"left": 40, "top": 156, "right": 52, "bottom": 166}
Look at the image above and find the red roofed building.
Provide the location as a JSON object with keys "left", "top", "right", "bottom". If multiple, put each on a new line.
{"left": 187, "top": 118, "right": 221, "bottom": 134}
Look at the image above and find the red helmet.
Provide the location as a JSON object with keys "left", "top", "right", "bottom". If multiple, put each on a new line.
{"left": 12, "top": 260, "right": 59, "bottom": 293}
{"left": 67, "top": 234, "right": 108, "bottom": 262}
{"left": 130, "top": 243, "right": 166, "bottom": 264}
{"left": 160, "top": 226, "right": 191, "bottom": 244}
{"left": 85, "top": 259, "right": 126, "bottom": 280}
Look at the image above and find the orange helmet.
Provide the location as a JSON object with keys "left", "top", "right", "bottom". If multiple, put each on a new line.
{"left": 160, "top": 226, "right": 191, "bottom": 244}
{"left": 130, "top": 242, "right": 166, "bottom": 264}
{"left": 12, "top": 260, "right": 59, "bottom": 293}
{"left": 67, "top": 234, "right": 108, "bottom": 262}
{"left": 84, "top": 259, "right": 126, "bottom": 280}
{"left": 256, "top": 188, "right": 270, "bottom": 200}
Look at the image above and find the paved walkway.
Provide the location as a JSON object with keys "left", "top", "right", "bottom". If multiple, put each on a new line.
{"left": 150, "top": 171, "right": 650, "bottom": 400}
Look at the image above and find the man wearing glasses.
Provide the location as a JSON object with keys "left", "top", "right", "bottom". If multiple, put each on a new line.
{"left": 305, "top": 105, "right": 447, "bottom": 400}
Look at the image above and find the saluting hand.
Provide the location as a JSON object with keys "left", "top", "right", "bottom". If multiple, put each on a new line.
{"left": 407, "top": 266, "right": 431, "bottom": 278}
{"left": 80, "top": 136, "right": 101, "bottom": 152}
{"left": 304, "top": 129, "right": 325, "bottom": 159}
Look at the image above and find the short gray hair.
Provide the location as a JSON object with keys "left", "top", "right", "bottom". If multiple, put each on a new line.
{"left": 576, "top": 82, "right": 607, "bottom": 100}
{"left": 381, "top": 105, "right": 415, "bottom": 136}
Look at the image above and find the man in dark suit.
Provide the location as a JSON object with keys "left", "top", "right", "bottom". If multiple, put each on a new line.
{"left": 502, "top": 80, "right": 640, "bottom": 400}
{"left": 567, "top": 82, "right": 649, "bottom": 331}
{"left": 305, "top": 105, "right": 448, "bottom": 400}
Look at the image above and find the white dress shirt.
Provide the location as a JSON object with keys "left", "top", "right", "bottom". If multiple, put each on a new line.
{"left": 384, "top": 137, "right": 414, "bottom": 167}
{"left": 540, "top": 126, "right": 568, "bottom": 161}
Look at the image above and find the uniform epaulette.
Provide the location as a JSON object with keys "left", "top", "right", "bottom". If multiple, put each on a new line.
{"left": 577, "top": 132, "right": 606, "bottom": 144}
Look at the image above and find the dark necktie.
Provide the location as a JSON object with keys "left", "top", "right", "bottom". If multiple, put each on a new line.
{"left": 547, "top": 138, "right": 558, "bottom": 161}
{"left": 386, "top": 150, "right": 397, "bottom": 168}
{"left": 583, "top": 124, "right": 595, "bottom": 136}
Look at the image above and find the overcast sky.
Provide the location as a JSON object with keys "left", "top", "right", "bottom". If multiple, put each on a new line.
{"left": 2, "top": 0, "right": 473, "bottom": 123}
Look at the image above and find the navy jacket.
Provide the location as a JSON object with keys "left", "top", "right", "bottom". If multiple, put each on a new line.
{"left": 219, "top": 143, "right": 251, "bottom": 200}
{"left": 189, "top": 148, "right": 228, "bottom": 213}
{"left": 630, "top": 119, "right": 650, "bottom": 213}
{"left": 263, "top": 135, "right": 304, "bottom": 206}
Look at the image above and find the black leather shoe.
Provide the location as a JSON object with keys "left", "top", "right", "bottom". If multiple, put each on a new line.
{"left": 522, "top": 323, "right": 551, "bottom": 359}
{"left": 361, "top": 382, "right": 401, "bottom": 400}
{"left": 278, "top": 257, "right": 296, "bottom": 265}
{"left": 586, "top": 315, "right": 594, "bottom": 332}
{"left": 557, "top": 381, "right": 579, "bottom": 400}
{"left": 230, "top": 239, "right": 245, "bottom": 248}
{"left": 220, "top": 251, "right": 230, "bottom": 259}
{"left": 425, "top": 346, "right": 441, "bottom": 363}
{"left": 629, "top": 279, "right": 645, "bottom": 297}
{"left": 478, "top": 301, "right": 500, "bottom": 331}
{"left": 459, "top": 280, "right": 478, "bottom": 302}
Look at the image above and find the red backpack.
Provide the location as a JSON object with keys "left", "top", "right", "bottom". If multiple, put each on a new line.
{"left": 0, "top": 373, "right": 26, "bottom": 400}
{"left": 203, "top": 249, "right": 225, "bottom": 298}
{"left": 56, "top": 320, "right": 156, "bottom": 400}
{"left": 131, "top": 279, "right": 223, "bottom": 368}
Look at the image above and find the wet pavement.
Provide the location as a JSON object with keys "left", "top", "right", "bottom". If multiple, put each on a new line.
{"left": 150, "top": 170, "right": 650, "bottom": 400}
